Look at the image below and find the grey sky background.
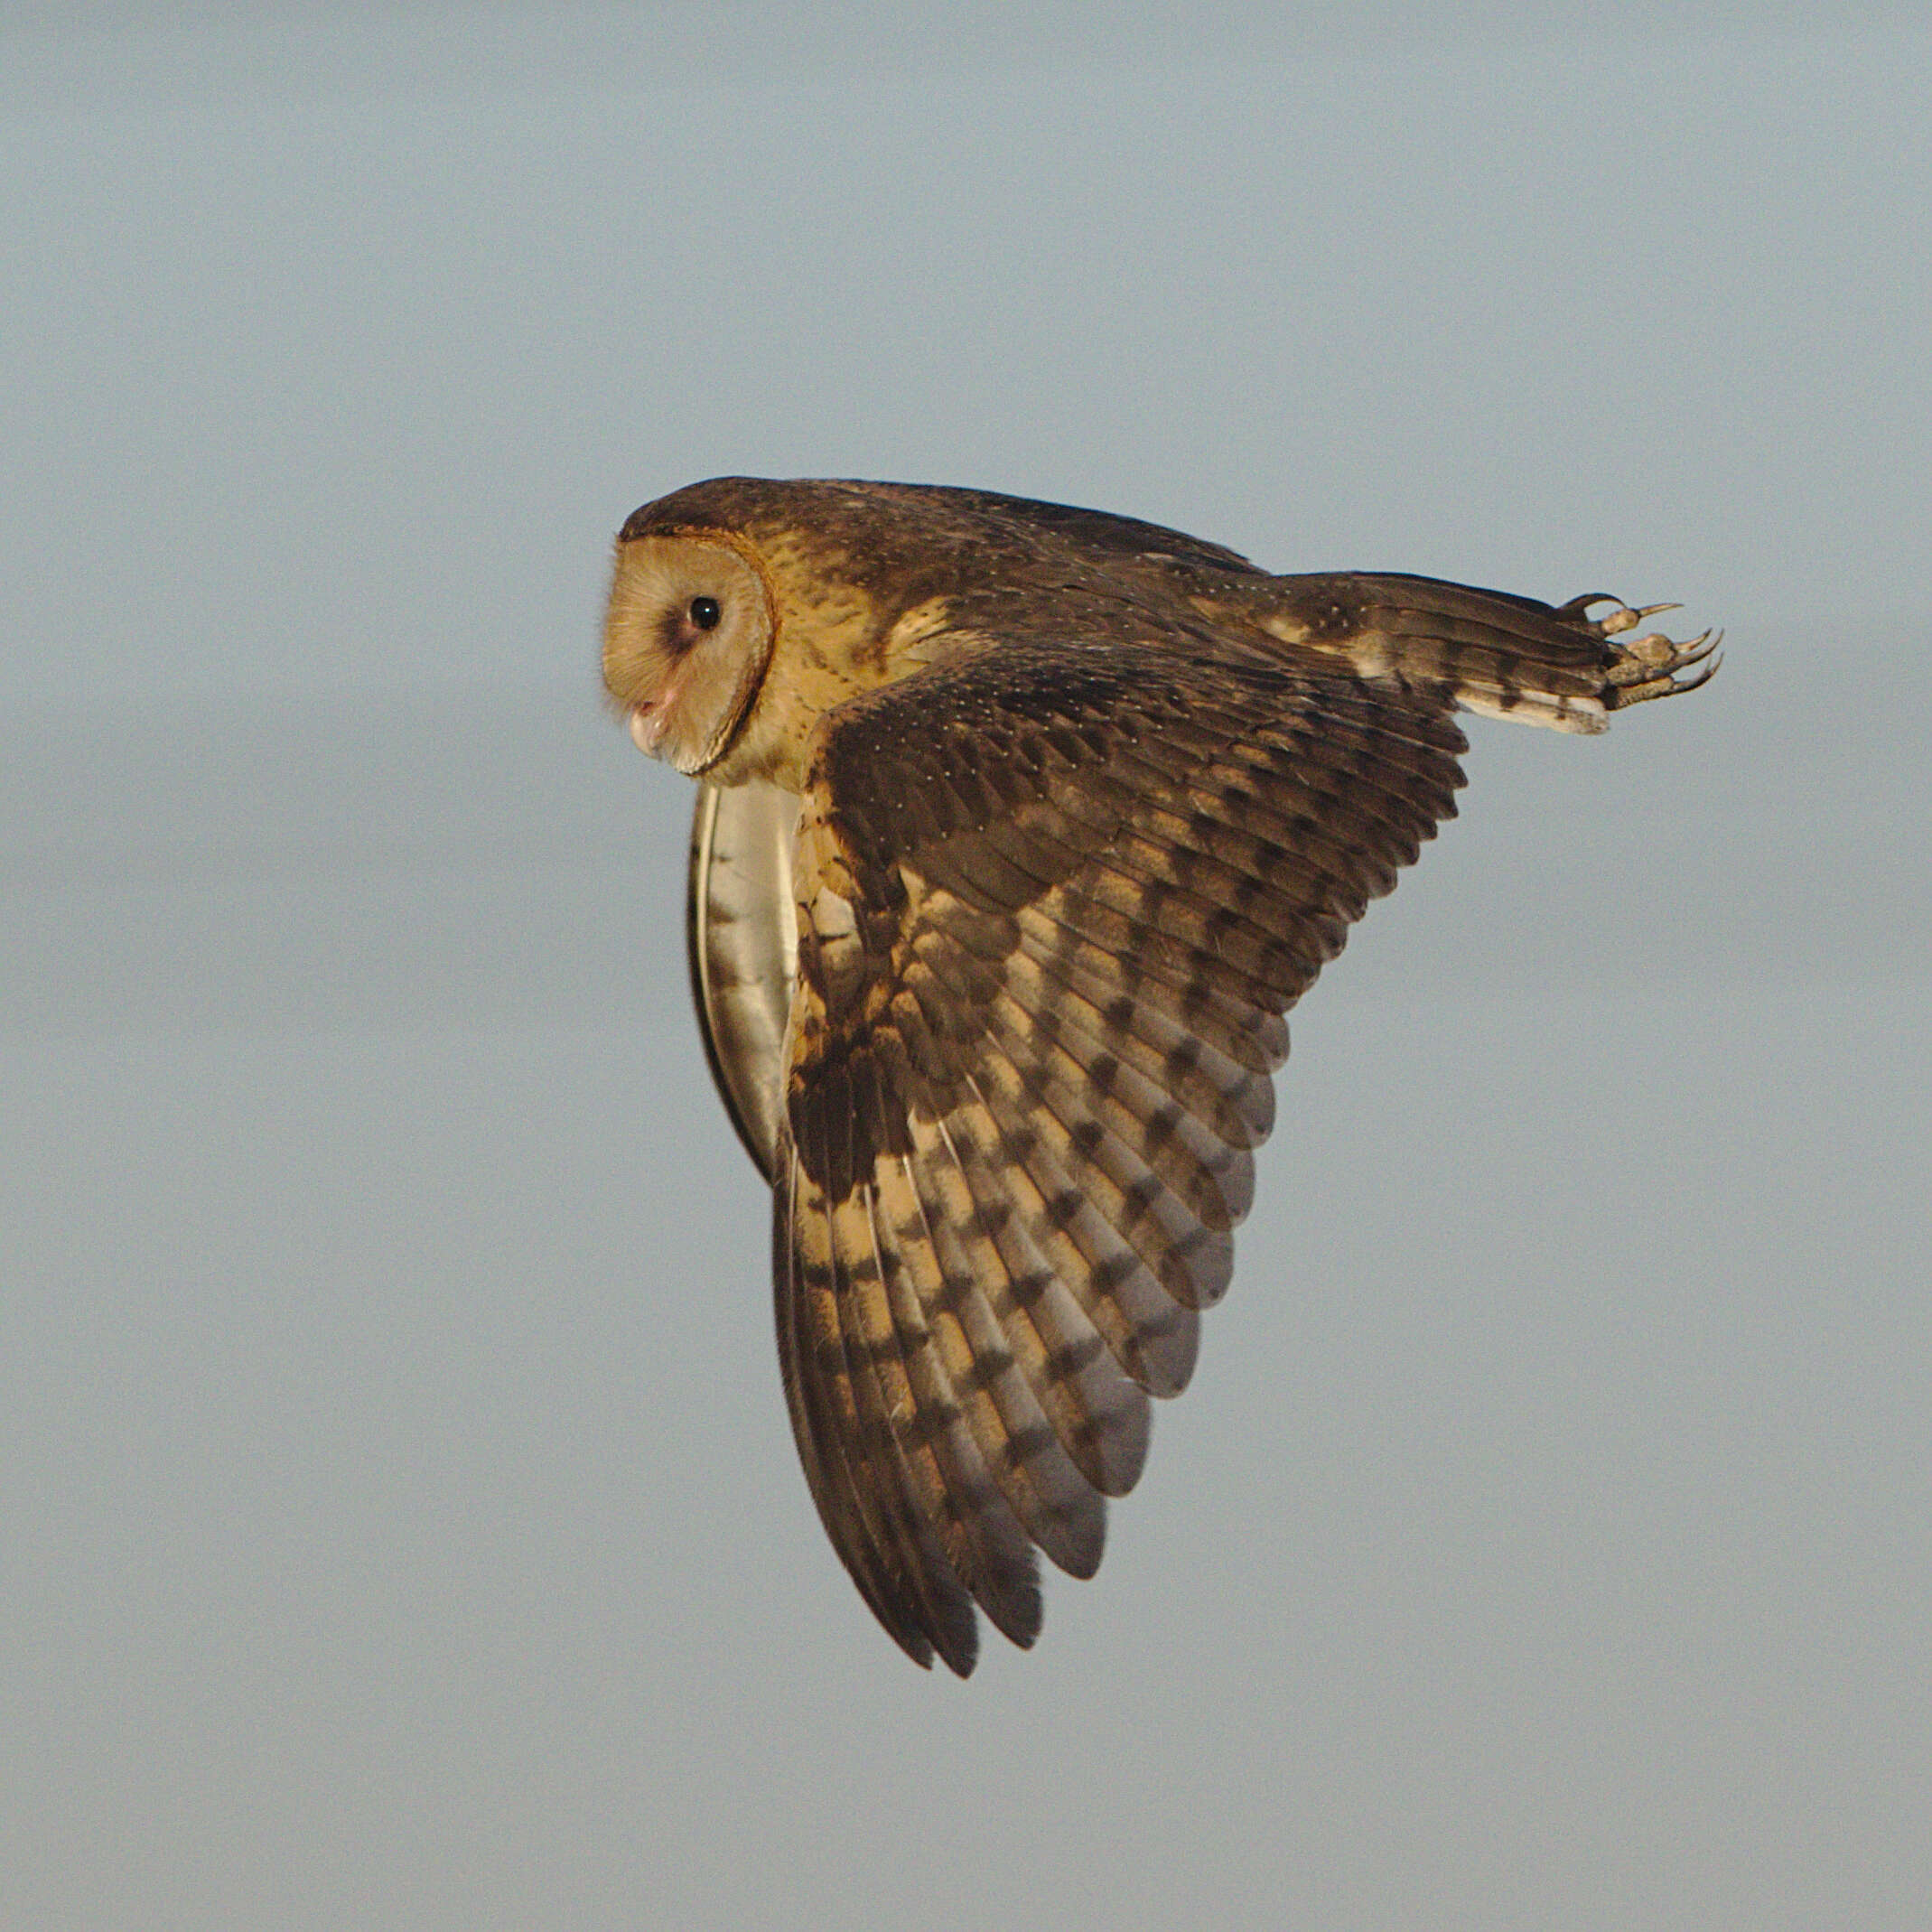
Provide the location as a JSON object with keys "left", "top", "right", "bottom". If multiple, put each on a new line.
{"left": 4, "top": 5, "right": 1928, "bottom": 1928}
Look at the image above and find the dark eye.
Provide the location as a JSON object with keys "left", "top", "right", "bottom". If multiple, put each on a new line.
{"left": 688, "top": 596, "right": 722, "bottom": 631}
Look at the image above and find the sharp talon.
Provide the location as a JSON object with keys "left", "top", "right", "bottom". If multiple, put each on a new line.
{"left": 1681, "top": 649, "right": 1722, "bottom": 692}
{"left": 1603, "top": 630, "right": 1722, "bottom": 709}
{"left": 1554, "top": 594, "right": 1720, "bottom": 710}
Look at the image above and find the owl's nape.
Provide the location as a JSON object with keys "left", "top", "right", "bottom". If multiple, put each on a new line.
{"left": 608, "top": 476, "right": 1718, "bottom": 1672}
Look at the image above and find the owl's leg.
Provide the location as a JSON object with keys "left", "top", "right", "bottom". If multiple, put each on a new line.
{"left": 1214, "top": 572, "right": 1720, "bottom": 734}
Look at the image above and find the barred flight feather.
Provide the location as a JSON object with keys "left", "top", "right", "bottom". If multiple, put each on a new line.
{"left": 969, "top": 1013, "right": 1235, "bottom": 1314}
{"left": 902, "top": 1110, "right": 1107, "bottom": 1576}
{"left": 956, "top": 1049, "right": 1202, "bottom": 1395}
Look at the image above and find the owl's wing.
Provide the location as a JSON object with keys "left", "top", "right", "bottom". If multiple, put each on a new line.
{"left": 687, "top": 779, "right": 799, "bottom": 1181}
{"left": 772, "top": 632, "right": 1469, "bottom": 1674}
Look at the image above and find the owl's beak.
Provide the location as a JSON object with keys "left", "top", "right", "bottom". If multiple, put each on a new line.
{"left": 629, "top": 701, "right": 669, "bottom": 756}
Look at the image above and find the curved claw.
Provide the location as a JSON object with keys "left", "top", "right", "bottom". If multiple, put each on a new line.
{"left": 1561, "top": 594, "right": 1687, "bottom": 639}
{"left": 1554, "top": 591, "right": 1621, "bottom": 622}
{"left": 1604, "top": 629, "right": 1723, "bottom": 709}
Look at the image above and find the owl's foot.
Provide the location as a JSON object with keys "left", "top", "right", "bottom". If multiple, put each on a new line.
{"left": 1556, "top": 597, "right": 1722, "bottom": 709}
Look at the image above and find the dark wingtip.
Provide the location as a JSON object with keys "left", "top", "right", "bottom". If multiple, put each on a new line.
{"left": 937, "top": 1629, "right": 979, "bottom": 1679}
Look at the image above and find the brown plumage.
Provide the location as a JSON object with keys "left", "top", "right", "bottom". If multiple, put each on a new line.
{"left": 603, "top": 476, "right": 1719, "bottom": 1675}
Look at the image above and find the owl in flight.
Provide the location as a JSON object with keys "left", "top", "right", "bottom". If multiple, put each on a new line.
{"left": 602, "top": 478, "right": 1717, "bottom": 1675}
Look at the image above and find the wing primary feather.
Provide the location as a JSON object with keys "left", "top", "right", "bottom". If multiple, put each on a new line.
{"left": 847, "top": 1045, "right": 1046, "bottom": 1661}
{"left": 973, "top": 1001, "right": 1237, "bottom": 1311}
{"left": 867, "top": 1149, "right": 1046, "bottom": 1650}
{"left": 954, "top": 1042, "right": 1203, "bottom": 1396}
{"left": 919, "top": 799, "right": 1343, "bottom": 1008}
{"left": 775, "top": 1143, "right": 938, "bottom": 1669}
{"left": 905, "top": 1108, "right": 1107, "bottom": 1577}
{"left": 1000, "top": 927, "right": 1276, "bottom": 1149}
{"left": 948, "top": 1069, "right": 1154, "bottom": 1496}
{"left": 826, "top": 1179, "right": 980, "bottom": 1673}
{"left": 899, "top": 903, "right": 1255, "bottom": 1243}
{"left": 1012, "top": 899, "right": 1290, "bottom": 1072}
{"left": 919, "top": 831, "right": 1305, "bottom": 1030}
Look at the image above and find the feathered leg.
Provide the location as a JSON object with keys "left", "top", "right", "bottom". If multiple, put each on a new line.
{"left": 1196, "top": 572, "right": 1719, "bottom": 733}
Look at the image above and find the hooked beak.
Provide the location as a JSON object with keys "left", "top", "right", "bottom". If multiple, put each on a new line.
{"left": 629, "top": 699, "right": 669, "bottom": 756}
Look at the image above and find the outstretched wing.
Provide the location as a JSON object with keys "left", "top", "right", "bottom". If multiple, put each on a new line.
{"left": 770, "top": 632, "right": 1468, "bottom": 1673}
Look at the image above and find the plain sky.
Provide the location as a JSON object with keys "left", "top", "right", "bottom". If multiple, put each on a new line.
{"left": 4, "top": 5, "right": 1928, "bottom": 1928}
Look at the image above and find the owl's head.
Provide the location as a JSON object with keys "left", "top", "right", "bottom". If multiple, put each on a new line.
{"left": 602, "top": 532, "right": 777, "bottom": 774}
